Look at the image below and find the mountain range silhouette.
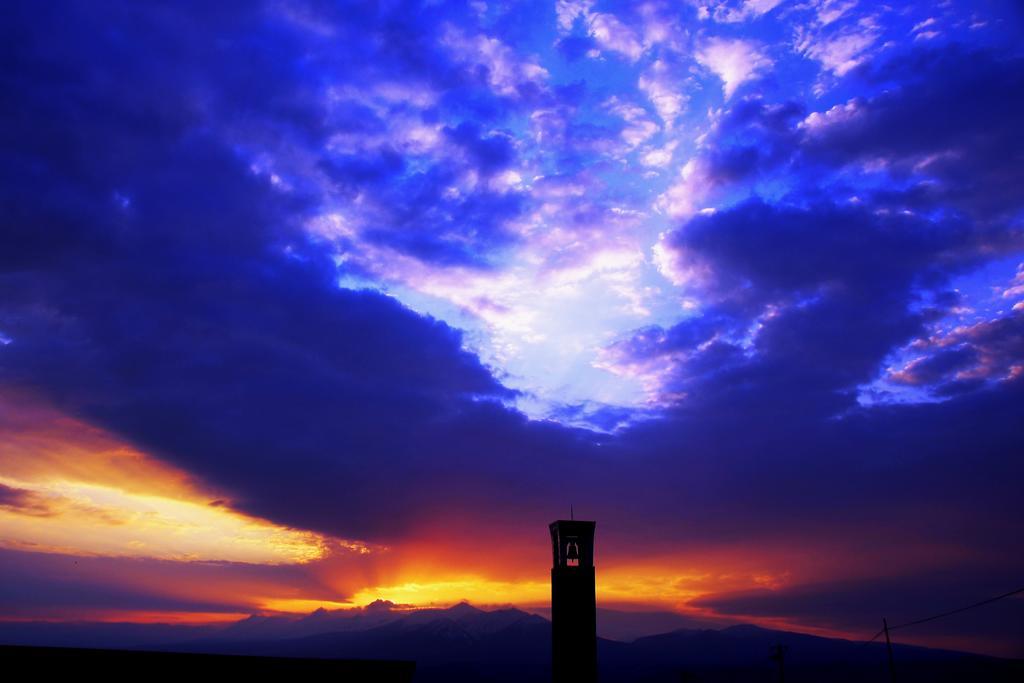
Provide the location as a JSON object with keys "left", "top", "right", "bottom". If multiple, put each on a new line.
{"left": 3, "top": 602, "right": 1021, "bottom": 682}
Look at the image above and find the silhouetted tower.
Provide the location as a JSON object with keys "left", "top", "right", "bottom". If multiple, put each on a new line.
{"left": 550, "top": 517, "right": 597, "bottom": 683}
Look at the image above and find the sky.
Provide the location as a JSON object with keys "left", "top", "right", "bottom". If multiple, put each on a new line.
{"left": 1, "top": 0, "right": 1023, "bottom": 659}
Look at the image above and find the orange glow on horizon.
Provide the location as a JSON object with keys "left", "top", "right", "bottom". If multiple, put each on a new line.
{"left": 0, "top": 393, "right": 338, "bottom": 563}
{"left": 0, "top": 474, "right": 331, "bottom": 563}
{"left": 0, "top": 392, "right": 996, "bottom": 657}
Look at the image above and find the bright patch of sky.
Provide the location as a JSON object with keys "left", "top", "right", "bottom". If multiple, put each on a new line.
{"left": 263, "top": 0, "right": 1018, "bottom": 429}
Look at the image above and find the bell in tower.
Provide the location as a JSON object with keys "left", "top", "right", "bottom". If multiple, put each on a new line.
{"left": 566, "top": 541, "right": 580, "bottom": 566}
{"left": 549, "top": 517, "right": 597, "bottom": 683}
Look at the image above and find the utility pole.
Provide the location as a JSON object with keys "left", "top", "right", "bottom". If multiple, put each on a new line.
{"left": 769, "top": 643, "right": 787, "bottom": 683}
{"left": 883, "top": 617, "right": 896, "bottom": 683}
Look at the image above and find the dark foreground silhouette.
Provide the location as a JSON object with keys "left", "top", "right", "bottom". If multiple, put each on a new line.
{"left": 3, "top": 603, "right": 1021, "bottom": 682}
{"left": 0, "top": 645, "right": 415, "bottom": 682}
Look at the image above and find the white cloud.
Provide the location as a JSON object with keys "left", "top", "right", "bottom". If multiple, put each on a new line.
{"left": 799, "top": 98, "right": 862, "bottom": 131}
{"left": 587, "top": 12, "right": 645, "bottom": 61}
{"left": 605, "top": 97, "right": 660, "bottom": 148}
{"left": 556, "top": 0, "right": 594, "bottom": 31}
{"left": 556, "top": 4, "right": 658, "bottom": 63}
{"left": 656, "top": 157, "right": 717, "bottom": 218}
{"left": 442, "top": 26, "right": 548, "bottom": 98}
{"left": 795, "top": 24, "right": 878, "bottom": 76}
{"left": 639, "top": 60, "right": 689, "bottom": 127}
{"left": 694, "top": 0, "right": 784, "bottom": 24}
{"left": 696, "top": 37, "right": 772, "bottom": 99}
{"left": 812, "top": 0, "right": 858, "bottom": 26}
{"left": 642, "top": 140, "right": 679, "bottom": 167}
{"left": 912, "top": 17, "right": 937, "bottom": 33}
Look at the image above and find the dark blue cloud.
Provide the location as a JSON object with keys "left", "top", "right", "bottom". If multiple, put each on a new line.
{"left": 621, "top": 199, "right": 1021, "bottom": 457}
{"left": 897, "top": 310, "right": 1024, "bottom": 396}
{"left": 631, "top": 44, "right": 1024, "bottom": 415}
{"left": 357, "top": 164, "right": 526, "bottom": 267}
{"left": 596, "top": 42, "right": 1024, "bottom": 582}
{"left": 444, "top": 122, "right": 517, "bottom": 175}
{"left": 0, "top": 135, "right": 528, "bottom": 537}
{"left": 0, "top": 0, "right": 594, "bottom": 539}
{"left": 675, "top": 47, "right": 1024, "bottom": 232}
{"left": 321, "top": 147, "right": 407, "bottom": 185}
{"left": 0, "top": 0, "right": 538, "bottom": 272}
{"left": 701, "top": 99, "right": 805, "bottom": 185}
{"left": 671, "top": 199, "right": 991, "bottom": 300}
{"left": 892, "top": 347, "right": 979, "bottom": 387}
{"left": 812, "top": 47, "right": 1024, "bottom": 221}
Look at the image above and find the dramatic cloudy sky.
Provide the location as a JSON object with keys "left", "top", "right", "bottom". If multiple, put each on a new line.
{"left": 2, "top": 0, "right": 1023, "bottom": 658}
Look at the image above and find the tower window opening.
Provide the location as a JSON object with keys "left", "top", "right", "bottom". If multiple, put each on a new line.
{"left": 566, "top": 540, "right": 580, "bottom": 567}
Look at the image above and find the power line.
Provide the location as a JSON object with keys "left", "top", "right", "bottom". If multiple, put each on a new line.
{"left": 887, "top": 586, "right": 1024, "bottom": 632}
{"left": 856, "top": 628, "right": 885, "bottom": 650}
{"left": 855, "top": 585, "right": 1024, "bottom": 649}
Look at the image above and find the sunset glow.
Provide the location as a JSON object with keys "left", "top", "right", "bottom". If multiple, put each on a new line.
{"left": 2, "top": 0, "right": 1023, "bottom": 666}
{"left": 0, "top": 475, "right": 329, "bottom": 563}
{"left": 0, "top": 399, "right": 330, "bottom": 563}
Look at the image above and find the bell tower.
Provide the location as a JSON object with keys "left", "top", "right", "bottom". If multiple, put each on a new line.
{"left": 550, "top": 517, "right": 597, "bottom": 683}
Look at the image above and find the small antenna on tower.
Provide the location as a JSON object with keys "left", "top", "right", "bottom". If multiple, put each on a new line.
{"left": 570, "top": 504, "right": 574, "bottom": 520}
